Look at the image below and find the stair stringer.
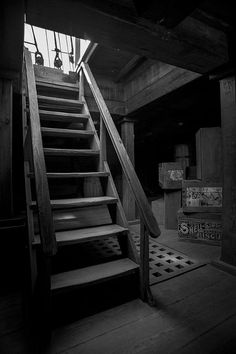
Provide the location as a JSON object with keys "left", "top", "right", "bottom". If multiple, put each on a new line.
{"left": 81, "top": 96, "right": 139, "bottom": 264}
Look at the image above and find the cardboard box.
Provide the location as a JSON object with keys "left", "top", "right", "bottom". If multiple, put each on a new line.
{"left": 177, "top": 208, "right": 222, "bottom": 246}
{"left": 159, "top": 162, "right": 184, "bottom": 189}
{"left": 182, "top": 180, "right": 222, "bottom": 213}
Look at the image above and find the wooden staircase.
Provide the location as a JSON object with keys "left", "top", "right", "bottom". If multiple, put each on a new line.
{"left": 22, "top": 46, "right": 160, "bottom": 331}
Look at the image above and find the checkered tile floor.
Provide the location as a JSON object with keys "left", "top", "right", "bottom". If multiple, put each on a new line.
{"left": 80, "top": 228, "right": 200, "bottom": 284}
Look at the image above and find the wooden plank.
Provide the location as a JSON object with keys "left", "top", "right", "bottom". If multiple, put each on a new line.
{"left": 34, "top": 205, "right": 112, "bottom": 233}
{"left": 65, "top": 266, "right": 236, "bottom": 354}
{"left": 126, "top": 65, "right": 201, "bottom": 114}
{"left": 26, "top": 0, "right": 228, "bottom": 73}
{"left": 0, "top": 78, "right": 13, "bottom": 217}
{"left": 47, "top": 299, "right": 153, "bottom": 354}
{"left": 41, "top": 127, "right": 94, "bottom": 138}
{"left": 81, "top": 62, "right": 160, "bottom": 238}
{"left": 36, "top": 80, "right": 79, "bottom": 91}
{"left": 37, "top": 95, "right": 83, "bottom": 107}
{"left": 120, "top": 118, "right": 136, "bottom": 221}
{"left": 75, "top": 42, "right": 98, "bottom": 72}
{"left": 115, "top": 55, "right": 143, "bottom": 83}
{"left": 24, "top": 48, "right": 57, "bottom": 256}
{"left": 23, "top": 161, "right": 38, "bottom": 294}
{"left": 104, "top": 162, "right": 139, "bottom": 264}
{"left": 164, "top": 190, "right": 181, "bottom": 230}
{"left": 34, "top": 64, "right": 78, "bottom": 84}
{"left": 39, "top": 110, "right": 89, "bottom": 123}
{"left": 51, "top": 258, "right": 139, "bottom": 291}
{"left": 29, "top": 172, "right": 109, "bottom": 179}
{"left": 139, "top": 222, "right": 152, "bottom": 303}
{"left": 44, "top": 148, "right": 99, "bottom": 156}
{"left": 31, "top": 196, "right": 117, "bottom": 209}
{"left": 33, "top": 224, "right": 128, "bottom": 246}
{"left": 133, "top": 0, "right": 202, "bottom": 27}
{"left": 47, "top": 267, "right": 231, "bottom": 354}
{"left": 196, "top": 127, "right": 223, "bottom": 182}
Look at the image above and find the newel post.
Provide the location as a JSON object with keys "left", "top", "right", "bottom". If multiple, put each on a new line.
{"left": 119, "top": 117, "right": 136, "bottom": 221}
{"left": 139, "top": 219, "right": 155, "bottom": 304}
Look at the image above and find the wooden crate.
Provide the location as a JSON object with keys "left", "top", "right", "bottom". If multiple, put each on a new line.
{"left": 196, "top": 127, "right": 223, "bottom": 182}
{"left": 159, "top": 162, "right": 184, "bottom": 189}
{"left": 182, "top": 180, "right": 222, "bottom": 213}
{"left": 177, "top": 208, "right": 222, "bottom": 245}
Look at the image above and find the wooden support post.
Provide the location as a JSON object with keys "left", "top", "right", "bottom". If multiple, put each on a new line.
{"left": 139, "top": 220, "right": 155, "bottom": 305}
{"left": 79, "top": 70, "right": 84, "bottom": 102}
{"left": 164, "top": 190, "right": 182, "bottom": 230}
{"left": 99, "top": 115, "right": 107, "bottom": 170}
{"left": 0, "top": 78, "right": 13, "bottom": 217}
{"left": 220, "top": 76, "right": 236, "bottom": 266}
{"left": 120, "top": 117, "right": 136, "bottom": 221}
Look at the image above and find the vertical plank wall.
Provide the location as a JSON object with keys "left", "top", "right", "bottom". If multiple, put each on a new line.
{"left": 220, "top": 76, "right": 236, "bottom": 266}
{"left": 0, "top": 78, "right": 13, "bottom": 217}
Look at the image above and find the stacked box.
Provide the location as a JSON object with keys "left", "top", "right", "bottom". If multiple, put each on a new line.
{"left": 177, "top": 127, "right": 223, "bottom": 246}
{"left": 159, "top": 162, "right": 184, "bottom": 189}
{"left": 177, "top": 208, "right": 222, "bottom": 246}
{"left": 178, "top": 180, "right": 222, "bottom": 245}
{"left": 182, "top": 180, "right": 222, "bottom": 213}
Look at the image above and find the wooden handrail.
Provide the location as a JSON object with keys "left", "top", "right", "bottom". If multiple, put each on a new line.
{"left": 81, "top": 62, "right": 160, "bottom": 238}
{"left": 75, "top": 42, "right": 98, "bottom": 73}
{"left": 24, "top": 48, "right": 57, "bottom": 256}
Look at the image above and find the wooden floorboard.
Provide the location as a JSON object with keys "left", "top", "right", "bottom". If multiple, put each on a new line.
{"left": 46, "top": 300, "right": 154, "bottom": 354}
{"left": 1, "top": 228, "right": 236, "bottom": 354}
{"left": 49, "top": 265, "right": 236, "bottom": 354}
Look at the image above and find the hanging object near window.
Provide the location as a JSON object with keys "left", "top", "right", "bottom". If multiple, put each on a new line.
{"left": 53, "top": 31, "right": 63, "bottom": 69}
{"left": 69, "top": 36, "right": 74, "bottom": 64}
{"left": 31, "top": 25, "right": 44, "bottom": 66}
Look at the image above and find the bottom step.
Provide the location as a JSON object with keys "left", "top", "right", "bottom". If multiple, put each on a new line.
{"left": 51, "top": 258, "right": 139, "bottom": 291}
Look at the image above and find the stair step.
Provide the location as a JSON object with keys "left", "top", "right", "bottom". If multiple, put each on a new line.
{"left": 39, "top": 110, "right": 89, "bottom": 123}
{"left": 37, "top": 95, "right": 83, "bottom": 111}
{"left": 44, "top": 148, "right": 99, "bottom": 156}
{"left": 41, "top": 127, "right": 94, "bottom": 138}
{"left": 51, "top": 258, "right": 139, "bottom": 291}
{"left": 28, "top": 172, "right": 110, "bottom": 179}
{"left": 36, "top": 80, "right": 79, "bottom": 92}
{"left": 31, "top": 196, "right": 118, "bottom": 209}
{"left": 33, "top": 224, "right": 128, "bottom": 246}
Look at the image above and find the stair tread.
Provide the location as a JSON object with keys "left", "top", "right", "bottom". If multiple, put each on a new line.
{"left": 31, "top": 196, "right": 118, "bottom": 209}
{"left": 44, "top": 148, "right": 99, "bottom": 156}
{"left": 28, "top": 172, "right": 110, "bottom": 178}
{"left": 36, "top": 80, "right": 79, "bottom": 91}
{"left": 39, "top": 110, "right": 89, "bottom": 122}
{"left": 37, "top": 95, "right": 83, "bottom": 106}
{"left": 41, "top": 127, "right": 94, "bottom": 138}
{"left": 51, "top": 258, "right": 139, "bottom": 291}
{"left": 33, "top": 224, "right": 128, "bottom": 246}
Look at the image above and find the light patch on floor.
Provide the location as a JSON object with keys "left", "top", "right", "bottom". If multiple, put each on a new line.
{"left": 81, "top": 231, "right": 201, "bottom": 285}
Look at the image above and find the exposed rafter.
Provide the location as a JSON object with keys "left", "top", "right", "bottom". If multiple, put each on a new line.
{"left": 26, "top": 0, "right": 228, "bottom": 74}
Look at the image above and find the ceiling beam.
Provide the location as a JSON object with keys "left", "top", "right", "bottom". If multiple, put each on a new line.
{"left": 132, "top": 0, "right": 202, "bottom": 28}
{"left": 125, "top": 64, "right": 201, "bottom": 114}
{"left": 115, "top": 55, "right": 144, "bottom": 83}
{"left": 26, "top": 0, "right": 228, "bottom": 74}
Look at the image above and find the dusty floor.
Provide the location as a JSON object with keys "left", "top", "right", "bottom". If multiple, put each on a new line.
{"left": 1, "top": 225, "right": 236, "bottom": 354}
